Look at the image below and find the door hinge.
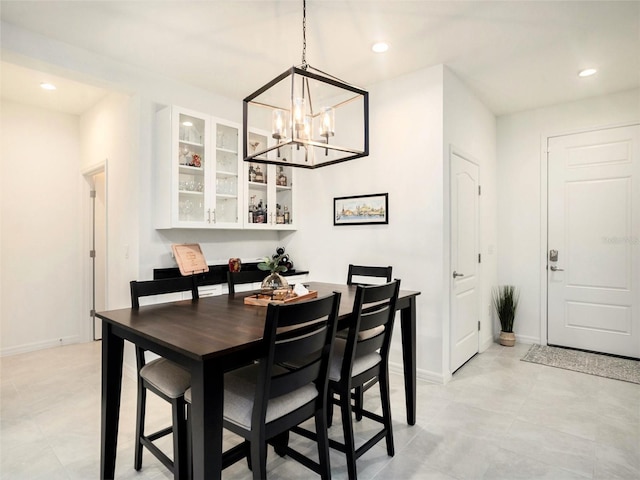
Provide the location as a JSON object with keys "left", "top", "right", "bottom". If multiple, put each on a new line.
{"left": 90, "top": 309, "right": 96, "bottom": 317}
{"left": 478, "top": 320, "right": 481, "bottom": 331}
{"left": 478, "top": 185, "right": 481, "bottom": 195}
{"left": 89, "top": 250, "right": 96, "bottom": 258}
{"left": 90, "top": 190, "right": 96, "bottom": 198}
{"left": 478, "top": 253, "right": 481, "bottom": 263}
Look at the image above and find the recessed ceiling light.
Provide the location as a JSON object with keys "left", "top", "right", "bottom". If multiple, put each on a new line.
{"left": 40, "top": 82, "right": 57, "bottom": 90}
{"left": 578, "top": 68, "right": 597, "bottom": 78}
{"left": 372, "top": 42, "right": 389, "bottom": 53}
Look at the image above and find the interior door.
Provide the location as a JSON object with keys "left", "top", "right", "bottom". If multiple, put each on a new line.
{"left": 450, "top": 151, "right": 480, "bottom": 372}
{"left": 548, "top": 125, "right": 640, "bottom": 358}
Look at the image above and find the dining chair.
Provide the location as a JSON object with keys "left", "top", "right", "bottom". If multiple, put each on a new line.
{"left": 327, "top": 280, "right": 400, "bottom": 480}
{"left": 130, "top": 275, "right": 199, "bottom": 479}
{"left": 185, "top": 292, "right": 341, "bottom": 479}
{"left": 227, "top": 269, "right": 268, "bottom": 295}
{"left": 346, "top": 264, "right": 393, "bottom": 286}
{"left": 345, "top": 263, "right": 393, "bottom": 419}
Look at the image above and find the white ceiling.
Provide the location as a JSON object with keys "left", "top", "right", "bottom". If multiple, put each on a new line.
{"left": 1, "top": 0, "right": 639, "bottom": 116}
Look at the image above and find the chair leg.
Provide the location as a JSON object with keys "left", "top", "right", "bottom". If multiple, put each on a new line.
{"left": 186, "top": 404, "right": 192, "bottom": 480}
{"left": 315, "top": 407, "right": 331, "bottom": 480}
{"left": 327, "top": 390, "right": 334, "bottom": 427}
{"left": 379, "top": 369, "right": 394, "bottom": 457}
{"left": 339, "top": 391, "right": 358, "bottom": 480}
{"left": 272, "top": 431, "right": 290, "bottom": 457}
{"left": 354, "top": 386, "right": 364, "bottom": 421}
{"left": 171, "top": 397, "right": 188, "bottom": 480}
{"left": 250, "top": 438, "right": 268, "bottom": 480}
{"left": 134, "top": 382, "right": 146, "bottom": 470}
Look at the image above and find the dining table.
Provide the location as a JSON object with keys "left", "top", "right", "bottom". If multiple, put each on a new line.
{"left": 98, "top": 281, "right": 420, "bottom": 480}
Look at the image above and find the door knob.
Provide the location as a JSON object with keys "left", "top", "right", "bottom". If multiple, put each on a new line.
{"left": 550, "top": 265, "right": 564, "bottom": 271}
{"left": 452, "top": 271, "right": 464, "bottom": 278}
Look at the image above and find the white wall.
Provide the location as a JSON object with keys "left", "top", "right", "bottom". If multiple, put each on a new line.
{"left": 1, "top": 100, "right": 84, "bottom": 354}
{"left": 443, "top": 67, "right": 498, "bottom": 364}
{"left": 497, "top": 88, "right": 640, "bottom": 344}
{"left": 289, "top": 65, "right": 445, "bottom": 380}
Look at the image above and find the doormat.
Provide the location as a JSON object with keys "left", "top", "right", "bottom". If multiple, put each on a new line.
{"left": 521, "top": 344, "right": 640, "bottom": 385}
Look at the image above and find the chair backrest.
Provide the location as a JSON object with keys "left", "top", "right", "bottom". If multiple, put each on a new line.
{"left": 130, "top": 276, "right": 199, "bottom": 309}
{"left": 346, "top": 264, "right": 393, "bottom": 286}
{"left": 251, "top": 292, "right": 341, "bottom": 429}
{"left": 227, "top": 270, "right": 267, "bottom": 295}
{"left": 338, "top": 280, "right": 400, "bottom": 385}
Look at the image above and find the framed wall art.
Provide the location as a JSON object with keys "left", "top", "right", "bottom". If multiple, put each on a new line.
{"left": 334, "top": 193, "right": 388, "bottom": 226}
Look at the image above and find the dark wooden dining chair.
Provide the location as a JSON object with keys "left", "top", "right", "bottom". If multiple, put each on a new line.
{"left": 345, "top": 263, "right": 393, "bottom": 418}
{"left": 227, "top": 269, "right": 268, "bottom": 295}
{"left": 130, "top": 276, "right": 199, "bottom": 479}
{"left": 327, "top": 280, "right": 400, "bottom": 480}
{"left": 346, "top": 264, "right": 393, "bottom": 286}
{"left": 186, "top": 292, "right": 341, "bottom": 479}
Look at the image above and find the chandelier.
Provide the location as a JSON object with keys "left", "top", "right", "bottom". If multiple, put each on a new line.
{"left": 242, "top": 0, "right": 369, "bottom": 169}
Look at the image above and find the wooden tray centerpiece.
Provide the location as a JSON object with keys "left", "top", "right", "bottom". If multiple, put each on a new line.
{"left": 243, "top": 288, "right": 318, "bottom": 306}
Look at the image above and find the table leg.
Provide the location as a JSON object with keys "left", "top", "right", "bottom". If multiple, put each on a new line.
{"left": 101, "top": 322, "right": 124, "bottom": 480}
{"left": 400, "top": 296, "right": 416, "bottom": 425}
{"left": 190, "top": 361, "right": 224, "bottom": 480}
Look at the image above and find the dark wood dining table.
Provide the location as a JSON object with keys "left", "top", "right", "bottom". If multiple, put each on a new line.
{"left": 98, "top": 281, "right": 420, "bottom": 480}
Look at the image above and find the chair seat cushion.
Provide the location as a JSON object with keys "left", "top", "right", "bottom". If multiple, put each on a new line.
{"left": 336, "top": 324, "right": 385, "bottom": 341}
{"left": 184, "top": 365, "right": 318, "bottom": 430}
{"left": 329, "top": 337, "right": 381, "bottom": 382}
{"left": 140, "top": 358, "right": 191, "bottom": 399}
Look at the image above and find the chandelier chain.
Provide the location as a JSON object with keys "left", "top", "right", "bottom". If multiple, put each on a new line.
{"left": 301, "top": 0, "right": 307, "bottom": 69}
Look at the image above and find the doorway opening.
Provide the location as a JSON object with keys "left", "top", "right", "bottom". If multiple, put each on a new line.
{"left": 84, "top": 165, "right": 107, "bottom": 341}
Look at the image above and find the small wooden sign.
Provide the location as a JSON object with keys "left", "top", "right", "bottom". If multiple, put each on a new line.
{"left": 171, "top": 243, "right": 209, "bottom": 276}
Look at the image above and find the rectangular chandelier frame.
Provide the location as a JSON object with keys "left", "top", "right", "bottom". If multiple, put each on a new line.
{"left": 243, "top": 65, "right": 369, "bottom": 169}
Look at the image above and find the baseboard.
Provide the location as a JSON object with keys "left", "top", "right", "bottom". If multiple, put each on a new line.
{"left": 0, "top": 335, "right": 81, "bottom": 357}
{"left": 512, "top": 333, "right": 539, "bottom": 345}
{"left": 389, "top": 360, "right": 446, "bottom": 384}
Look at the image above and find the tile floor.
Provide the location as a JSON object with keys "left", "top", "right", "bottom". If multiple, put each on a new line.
{"left": 1, "top": 341, "right": 638, "bottom": 479}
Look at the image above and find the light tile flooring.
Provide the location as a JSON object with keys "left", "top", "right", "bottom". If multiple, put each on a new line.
{"left": 1, "top": 341, "right": 639, "bottom": 479}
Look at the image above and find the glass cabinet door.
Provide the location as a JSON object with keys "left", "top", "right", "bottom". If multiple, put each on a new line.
{"left": 213, "top": 120, "right": 240, "bottom": 226}
{"left": 274, "top": 164, "right": 293, "bottom": 226}
{"left": 177, "top": 112, "right": 207, "bottom": 224}
{"left": 245, "top": 130, "right": 295, "bottom": 229}
{"left": 246, "top": 131, "right": 271, "bottom": 226}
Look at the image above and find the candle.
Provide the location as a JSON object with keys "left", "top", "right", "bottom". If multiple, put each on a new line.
{"left": 320, "top": 106, "right": 335, "bottom": 138}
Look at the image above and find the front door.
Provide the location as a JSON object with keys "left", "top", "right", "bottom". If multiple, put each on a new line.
{"left": 450, "top": 151, "right": 480, "bottom": 372}
{"left": 547, "top": 125, "right": 640, "bottom": 358}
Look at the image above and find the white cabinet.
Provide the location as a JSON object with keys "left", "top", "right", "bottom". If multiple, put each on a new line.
{"left": 244, "top": 130, "right": 296, "bottom": 230}
{"left": 155, "top": 106, "right": 242, "bottom": 229}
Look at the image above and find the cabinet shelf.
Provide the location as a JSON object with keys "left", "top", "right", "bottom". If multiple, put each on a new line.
{"left": 179, "top": 190, "right": 204, "bottom": 196}
{"left": 217, "top": 170, "right": 238, "bottom": 177}
{"left": 179, "top": 165, "right": 204, "bottom": 174}
{"left": 216, "top": 147, "right": 238, "bottom": 155}
{"left": 179, "top": 139, "right": 204, "bottom": 147}
{"left": 248, "top": 181, "right": 268, "bottom": 189}
{"left": 216, "top": 193, "right": 238, "bottom": 199}
{"left": 276, "top": 185, "right": 292, "bottom": 191}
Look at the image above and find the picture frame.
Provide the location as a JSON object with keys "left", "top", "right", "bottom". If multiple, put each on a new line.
{"left": 334, "top": 193, "right": 389, "bottom": 226}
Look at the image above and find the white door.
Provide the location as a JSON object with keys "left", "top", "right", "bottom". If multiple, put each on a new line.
{"left": 450, "top": 151, "right": 480, "bottom": 372}
{"left": 548, "top": 125, "right": 640, "bottom": 358}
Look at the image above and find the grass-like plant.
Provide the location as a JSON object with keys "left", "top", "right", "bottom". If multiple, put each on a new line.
{"left": 492, "top": 285, "right": 519, "bottom": 333}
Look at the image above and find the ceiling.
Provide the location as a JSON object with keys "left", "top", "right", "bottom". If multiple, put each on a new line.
{"left": 1, "top": 1, "right": 639, "bottom": 116}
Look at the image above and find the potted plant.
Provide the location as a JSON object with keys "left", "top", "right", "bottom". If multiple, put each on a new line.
{"left": 258, "top": 247, "right": 289, "bottom": 291}
{"left": 492, "top": 285, "right": 519, "bottom": 346}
